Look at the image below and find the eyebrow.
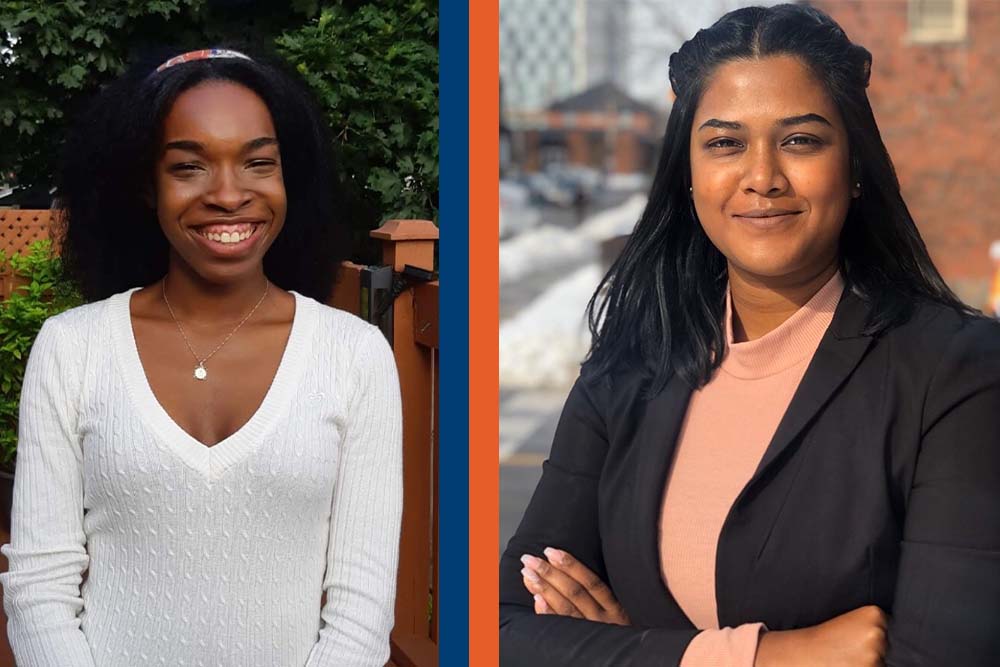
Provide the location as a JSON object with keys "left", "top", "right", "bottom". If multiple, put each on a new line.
{"left": 697, "top": 113, "right": 833, "bottom": 131}
{"left": 163, "top": 137, "right": 279, "bottom": 153}
{"left": 779, "top": 113, "right": 833, "bottom": 128}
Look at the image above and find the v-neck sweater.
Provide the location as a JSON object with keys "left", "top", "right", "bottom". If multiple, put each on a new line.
{"left": 660, "top": 271, "right": 845, "bottom": 667}
{"left": 0, "top": 286, "right": 403, "bottom": 667}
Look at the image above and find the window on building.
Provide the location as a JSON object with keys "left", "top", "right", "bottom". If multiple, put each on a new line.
{"left": 908, "top": 0, "right": 968, "bottom": 43}
{"left": 539, "top": 144, "right": 568, "bottom": 170}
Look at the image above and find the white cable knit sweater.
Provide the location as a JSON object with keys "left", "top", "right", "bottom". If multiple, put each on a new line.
{"left": 0, "top": 286, "right": 403, "bottom": 667}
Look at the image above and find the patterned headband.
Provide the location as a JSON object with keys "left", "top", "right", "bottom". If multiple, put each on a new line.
{"left": 154, "top": 48, "right": 253, "bottom": 73}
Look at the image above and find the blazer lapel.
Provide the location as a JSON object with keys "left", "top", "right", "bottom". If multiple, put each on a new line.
{"left": 752, "top": 287, "right": 874, "bottom": 480}
{"left": 717, "top": 287, "right": 877, "bottom": 624}
{"left": 630, "top": 372, "right": 696, "bottom": 625}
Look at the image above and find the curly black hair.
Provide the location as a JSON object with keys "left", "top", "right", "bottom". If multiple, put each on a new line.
{"left": 56, "top": 43, "right": 348, "bottom": 303}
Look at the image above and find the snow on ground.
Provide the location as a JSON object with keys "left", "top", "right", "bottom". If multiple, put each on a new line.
{"left": 499, "top": 194, "right": 647, "bottom": 285}
{"left": 499, "top": 193, "right": 649, "bottom": 389}
{"left": 499, "top": 263, "right": 602, "bottom": 389}
{"left": 577, "top": 193, "right": 647, "bottom": 240}
{"left": 499, "top": 224, "right": 594, "bottom": 284}
{"left": 605, "top": 172, "right": 649, "bottom": 191}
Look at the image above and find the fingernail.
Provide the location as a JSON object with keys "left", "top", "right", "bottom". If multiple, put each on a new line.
{"left": 543, "top": 547, "right": 564, "bottom": 565}
{"left": 520, "top": 554, "right": 541, "bottom": 569}
{"left": 534, "top": 594, "right": 548, "bottom": 612}
{"left": 521, "top": 567, "right": 540, "bottom": 584}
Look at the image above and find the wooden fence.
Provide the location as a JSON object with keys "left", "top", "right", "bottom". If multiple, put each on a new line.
{"left": 0, "top": 209, "right": 440, "bottom": 667}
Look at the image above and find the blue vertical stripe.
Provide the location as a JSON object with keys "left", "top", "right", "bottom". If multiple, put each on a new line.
{"left": 438, "top": 1, "right": 470, "bottom": 665}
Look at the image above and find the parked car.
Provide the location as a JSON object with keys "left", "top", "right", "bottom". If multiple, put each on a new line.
{"left": 524, "top": 171, "right": 575, "bottom": 208}
{"left": 500, "top": 180, "right": 541, "bottom": 239}
{"left": 547, "top": 165, "right": 605, "bottom": 197}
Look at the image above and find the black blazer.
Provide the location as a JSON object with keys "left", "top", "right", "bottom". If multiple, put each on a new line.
{"left": 500, "top": 288, "right": 1000, "bottom": 666}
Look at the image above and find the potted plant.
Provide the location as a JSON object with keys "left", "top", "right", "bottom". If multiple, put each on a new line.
{"left": 0, "top": 239, "right": 84, "bottom": 532}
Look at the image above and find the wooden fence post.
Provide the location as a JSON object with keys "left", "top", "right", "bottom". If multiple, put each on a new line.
{"left": 371, "top": 220, "right": 439, "bottom": 667}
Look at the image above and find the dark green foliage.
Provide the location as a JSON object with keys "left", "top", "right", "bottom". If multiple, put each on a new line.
{"left": 0, "top": 240, "right": 84, "bottom": 469}
{"left": 0, "top": 0, "right": 438, "bottom": 231}
{"left": 0, "top": 0, "right": 306, "bottom": 191}
{"left": 276, "top": 1, "right": 439, "bottom": 224}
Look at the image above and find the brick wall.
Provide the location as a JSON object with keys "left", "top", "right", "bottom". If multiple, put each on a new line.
{"left": 813, "top": 0, "right": 1000, "bottom": 307}
{"left": 613, "top": 133, "right": 642, "bottom": 173}
{"left": 566, "top": 131, "right": 591, "bottom": 165}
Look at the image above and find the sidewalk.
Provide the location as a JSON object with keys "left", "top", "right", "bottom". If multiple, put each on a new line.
{"left": 499, "top": 386, "right": 569, "bottom": 555}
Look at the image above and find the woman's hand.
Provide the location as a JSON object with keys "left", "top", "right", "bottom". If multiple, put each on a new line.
{"left": 755, "top": 605, "right": 888, "bottom": 667}
{"left": 519, "top": 547, "right": 630, "bottom": 625}
{"left": 520, "top": 549, "right": 886, "bottom": 666}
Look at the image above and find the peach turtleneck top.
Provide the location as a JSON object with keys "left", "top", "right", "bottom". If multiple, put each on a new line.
{"left": 659, "top": 270, "right": 845, "bottom": 667}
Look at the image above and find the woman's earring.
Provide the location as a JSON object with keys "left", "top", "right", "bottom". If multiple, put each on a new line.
{"left": 689, "top": 186, "right": 693, "bottom": 196}
{"left": 853, "top": 181, "right": 862, "bottom": 198}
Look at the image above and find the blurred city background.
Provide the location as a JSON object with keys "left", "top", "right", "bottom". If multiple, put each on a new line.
{"left": 499, "top": 0, "right": 1000, "bottom": 552}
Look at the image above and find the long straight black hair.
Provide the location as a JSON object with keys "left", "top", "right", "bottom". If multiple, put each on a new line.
{"left": 584, "top": 3, "right": 977, "bottom": 395}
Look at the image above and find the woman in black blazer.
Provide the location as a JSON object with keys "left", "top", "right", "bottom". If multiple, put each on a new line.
{"left": 500, "top": 5, "right": 1000, "bottom": 667}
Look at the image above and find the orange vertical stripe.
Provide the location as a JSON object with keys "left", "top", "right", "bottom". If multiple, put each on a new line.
{"left": 468, "top": 1, "right": 500, "bottom": 665}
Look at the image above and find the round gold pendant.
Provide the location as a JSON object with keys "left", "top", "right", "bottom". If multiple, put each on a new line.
{"left": 194, "top": 365, "right": 208, "bottom": 381}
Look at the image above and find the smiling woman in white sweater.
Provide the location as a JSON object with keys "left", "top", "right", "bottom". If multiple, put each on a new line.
{"left": 0, "top": 45, "right": 402, "bottom": 667}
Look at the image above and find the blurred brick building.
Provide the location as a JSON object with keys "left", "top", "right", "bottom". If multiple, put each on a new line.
{"left": 812, "top": 0, "right": 1000, "bottom": 307}
{"left": 510, "top": 82, "right": 662, "bottom": 175}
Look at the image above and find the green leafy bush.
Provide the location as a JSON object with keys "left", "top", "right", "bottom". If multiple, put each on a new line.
{"left": 276, "top": 1, "right": 439, "bottom": 224}
{"left": 0, "top": 240, "right": 84, "bottom": 469}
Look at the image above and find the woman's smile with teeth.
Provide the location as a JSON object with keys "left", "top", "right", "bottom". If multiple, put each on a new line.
{"left": 194, "top": 223, "right": 259, "bottom": 244}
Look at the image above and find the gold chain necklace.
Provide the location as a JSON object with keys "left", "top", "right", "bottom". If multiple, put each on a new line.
{"left": 161, "top": 277, "right": 270, "bottom": 381}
